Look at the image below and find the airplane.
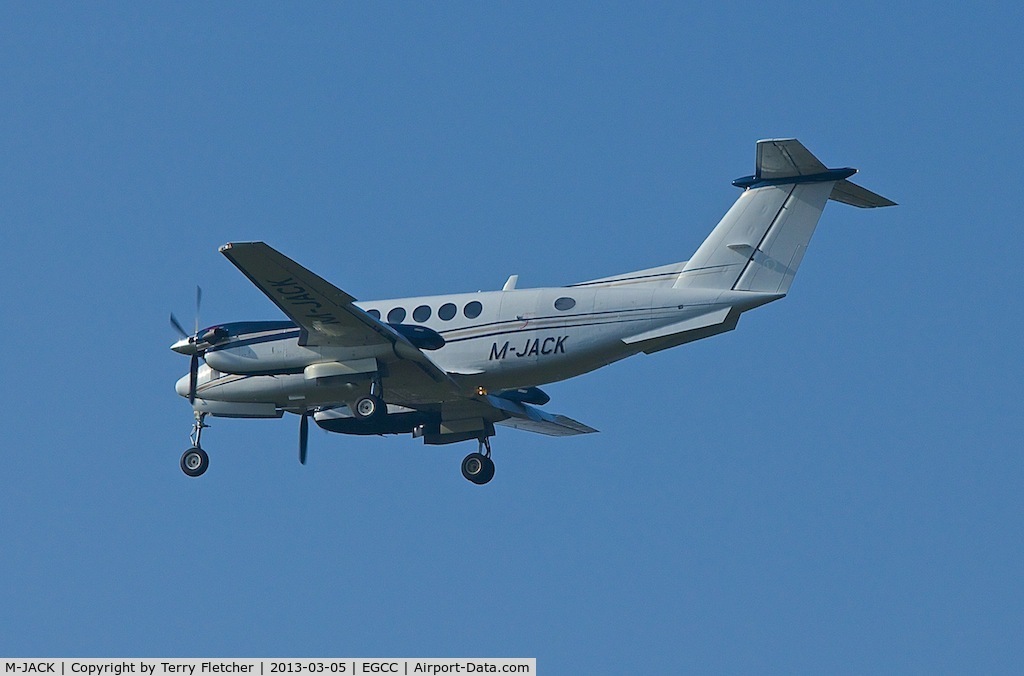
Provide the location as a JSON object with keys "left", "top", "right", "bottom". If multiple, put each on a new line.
{"left": 170, "top": 138, "right": 894, "bottom": 484}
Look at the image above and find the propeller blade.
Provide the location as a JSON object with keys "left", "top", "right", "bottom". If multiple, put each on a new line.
{"left": 194, "top": 285, "right": 203, "bottom": 335}
{"left": 299, "top": 412, "right": 309, "bottom": 465}
{"left": 170, "top": 313, "right": 189, "bottom": 339}
{"left": 189, "top": 353, "right": 199, "bottom": 405}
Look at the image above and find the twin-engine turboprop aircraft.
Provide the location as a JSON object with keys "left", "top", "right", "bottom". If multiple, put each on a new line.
{"left": 170, "top": 139, "right": 894, "bottom": 484}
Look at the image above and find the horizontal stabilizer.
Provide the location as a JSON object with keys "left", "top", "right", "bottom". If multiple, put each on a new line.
{"left": 757, "top": 138, "right": 828, "bottom": 178}
{"left": 829, "top": 179, "right": 897, "bottom": 208}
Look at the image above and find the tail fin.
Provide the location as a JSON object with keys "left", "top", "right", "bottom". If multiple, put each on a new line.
{"left": 675, "top": 139, "right": 894, "bottom": 294}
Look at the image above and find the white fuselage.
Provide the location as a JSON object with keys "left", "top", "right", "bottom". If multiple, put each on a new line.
{"left": 182, "top": 283, "right": 766, "bottom": 409}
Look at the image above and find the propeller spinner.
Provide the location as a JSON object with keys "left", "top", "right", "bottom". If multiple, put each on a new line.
{"left": 169, "top": 286, "right": 204, "bottom": 405}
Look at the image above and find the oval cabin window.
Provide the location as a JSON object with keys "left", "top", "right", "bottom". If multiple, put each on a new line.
{"left": 554, "top": 297, "right": 576, "bottom": 311}
{"left": 438, "top": 303, "right": 457, "bottom": 321}
{"left": 413, "top": 305, "right": 431, "bottom": 322}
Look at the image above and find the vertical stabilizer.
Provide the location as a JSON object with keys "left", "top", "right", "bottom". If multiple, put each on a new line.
{"left": 731, "top": 181, "right": 833, "bottom": 293}
{"left": 674, "top": 139, "right": 893, "bottom": 294}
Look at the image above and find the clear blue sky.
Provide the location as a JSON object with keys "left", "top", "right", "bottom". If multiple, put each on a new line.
{"left": 2, "top": 3, "right": 1022, "bottom": 672}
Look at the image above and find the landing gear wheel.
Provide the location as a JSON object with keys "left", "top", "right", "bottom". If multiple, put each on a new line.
{"left": 180, "top": 446, "right": 209, "bottom": 477}
{"left": 353, "top": 394, "right": 385, "bottom": 420}
{"left": 461, "top": 452, "right": 495, "bottom": 485}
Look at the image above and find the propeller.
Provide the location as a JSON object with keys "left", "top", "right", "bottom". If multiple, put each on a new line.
{"left": 187, "top": 353, "right": 199, "bottom": 405}
{"left": 299, "top": 411, "right": 310, "bottom": 465}
{"left": 169, "top": 313, "right": 189, "bottom": 340}
{"left": 170, "top": 286, "right": 204, "bottom": 405}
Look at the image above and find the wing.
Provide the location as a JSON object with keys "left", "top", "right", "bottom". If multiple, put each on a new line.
{"left": 220, "top": 241, "right": 392, "bottom": 346}
{"left": 219, "top": 241, "right": 458, "bottom": 389}
{"left": 486, "top": 395, "right": 598, "bottom": 436}
{"left": 221, "top": 242, "right": 596, "bottom": 435}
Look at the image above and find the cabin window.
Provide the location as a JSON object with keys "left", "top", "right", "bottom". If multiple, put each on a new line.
{"left": 413, "top": 305, "right": 431, "bottom": 322}
{"left": 366, "top": 309, "right": 381, "bottom": 320}
{"left": 438, "top": 303, "right": 457, "bottom": 321}
{"left": 464, "top": 301, "right": 483, "bottom": 319}
{"left": 554, "top": 297, "right": 576, "bottom": 311}
{"left": 387, "top": 307, "right": 406, "bottom": 323}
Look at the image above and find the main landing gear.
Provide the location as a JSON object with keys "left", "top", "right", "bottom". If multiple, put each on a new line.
{"left": 461, "top": 436, "right": 495, "bottom": 485}
{"left": 180, "top": 411, "right": 210, "bottom": 477}
{"left": 352, "top": 394, "right": 385, "bottom": 420}
{"left": 352, "top": 375, "right": 386, "bottom": 421}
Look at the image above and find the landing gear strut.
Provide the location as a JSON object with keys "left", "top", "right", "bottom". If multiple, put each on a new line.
{"left": 461, "top": 436, "right": 495, "bottom": 485}
{"left": 180, "top": 411, "right": 210, "bottom": 477}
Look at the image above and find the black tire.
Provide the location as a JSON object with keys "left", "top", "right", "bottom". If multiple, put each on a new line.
{"left": 352, "top": 394, "right": 385, "bottom": 420}
{"left": 180, "top": 446, "right": 209, "bottom": 477}
{"left": 461, "top": 452, "right": 495, "bottom": 485}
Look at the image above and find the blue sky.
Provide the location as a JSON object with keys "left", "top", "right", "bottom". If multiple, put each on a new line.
{"left": 2, "top": 2, "right": 1022, "bottom": 672}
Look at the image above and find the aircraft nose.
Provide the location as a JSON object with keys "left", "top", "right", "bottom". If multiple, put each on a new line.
{"left": 174, "top": 373, "right": 190, "bottom": 398}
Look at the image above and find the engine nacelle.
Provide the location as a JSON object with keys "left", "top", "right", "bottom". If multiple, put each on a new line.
{"left": 204, "top": 340, "right": 322, "bottom": 374}
{"left": 388, "top": 323, "right": 445, "bottom": 350}
{"left": 495, "top": 386, "right": 550, "bottom": 406}
{"left": 192, "top": 399, "right": 283, "bottom": 419}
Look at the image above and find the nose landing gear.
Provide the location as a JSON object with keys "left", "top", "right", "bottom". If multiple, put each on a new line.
{"left": 181, "top": 446, "right": 209, "bottom": 477}
{"left": 461, "top": 436, "right": 495, "bottom": 485}
{"left": 180, "top": 411, "right": 210, "bottom": 477}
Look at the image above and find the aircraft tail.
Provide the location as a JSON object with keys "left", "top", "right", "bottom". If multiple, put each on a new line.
{"left": 674, "top": 139, "right": 894, "bottom": 294}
